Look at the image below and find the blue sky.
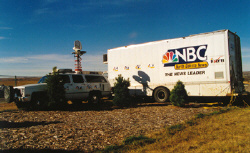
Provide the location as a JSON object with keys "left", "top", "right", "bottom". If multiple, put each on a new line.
{"left": 0, "top": 0, "right": 249, "bottom": 77}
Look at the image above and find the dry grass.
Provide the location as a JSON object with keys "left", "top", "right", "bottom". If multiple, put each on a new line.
{"left": 105, "top": 107, "right": 250, "bottom": 153}
{"left": 0, "top": 77, "right": 40, "bottom": 86}
{"left": 0, "top": 102, "right": 18, "bottom": 112}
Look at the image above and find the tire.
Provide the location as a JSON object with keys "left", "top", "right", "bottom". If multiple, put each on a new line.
{"left": 15, "top": 101, "right": 29, "bottom": 110}
{"left": 88, "top": 92, "right": 101, "bottom": 104}
{"left": 153, "top": 87, "right": 169, "bottom": 103}
{"left": 31, "top": 93, "right": 47, "bottom": 110}
{"left": 4, "top": 86, "right": 14, "bottom": 103}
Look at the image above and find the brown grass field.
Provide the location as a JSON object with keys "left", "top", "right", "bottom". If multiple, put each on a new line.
{"left": 0, "top": 101, "right": 18, "bottom": 111}
{"left": 103, "top": 107, "right": 250, "bottom": 153}
{"left": 139, "top": 108, "right": 250, "bottom": 153}
{"left": 0, "top": 77, "right": 40, "bottom": 86}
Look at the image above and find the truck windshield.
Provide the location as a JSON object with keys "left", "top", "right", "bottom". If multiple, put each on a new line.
{"left": 38, "top": 76, "right": 47, "bottom": 83}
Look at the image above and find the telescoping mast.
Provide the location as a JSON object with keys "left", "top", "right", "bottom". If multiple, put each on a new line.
{"left": 72, "top": 40, "right": 86, "bottom": 74}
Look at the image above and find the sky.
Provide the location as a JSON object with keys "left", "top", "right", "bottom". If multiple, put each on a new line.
{"left": 0, "top": 0, "right": 249, "bottom": 77}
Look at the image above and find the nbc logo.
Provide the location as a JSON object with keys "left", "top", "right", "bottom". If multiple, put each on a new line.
{"left": 162, "top": 45, "right": 207, "bottom": 66}
{"left": 162, "top": 51, "right": 178, "bottom": 63}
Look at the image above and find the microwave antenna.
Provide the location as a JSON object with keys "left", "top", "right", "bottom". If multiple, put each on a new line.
{"left": 72, "top": 40, "right": 86, "bottom": 74}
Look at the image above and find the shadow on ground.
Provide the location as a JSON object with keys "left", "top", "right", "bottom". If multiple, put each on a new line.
{"left": 1, "top": 149, "right": 84, "bottom": 153}
{"left": 0, "top": 121, "right": 62, "bottom": 129}
{"left": 1, "top": 94, "right": 249, "bottom": 112}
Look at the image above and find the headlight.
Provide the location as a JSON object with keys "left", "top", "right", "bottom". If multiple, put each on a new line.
{"left": 21, "top": 88, "right": 25, "bottom": 97}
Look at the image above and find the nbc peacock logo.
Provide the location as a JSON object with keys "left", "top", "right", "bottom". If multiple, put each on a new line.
{"left": 162, "top": 51, "right": 178, "bottom": 64}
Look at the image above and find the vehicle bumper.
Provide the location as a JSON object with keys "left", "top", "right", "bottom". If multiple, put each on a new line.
{"left": 15, "top": 97, "right": 29, "bottom": 102}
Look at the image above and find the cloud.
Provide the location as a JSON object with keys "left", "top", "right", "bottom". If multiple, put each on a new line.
{"left": 104, "top": 14, "right": 127, "bottom": 19}
{"left": 28, "top": 54, "right": 72, "bottom": 62}
{"left": 129, "top": 32, "right": 138, "bottom": 38}
{"left": 242, "top": 47, "right": 250, "bottom": 52}
{"left": 45, "top": 0, "right": 59, "bottom": 3}
{"left": 86, "top": 0, "right": 146, "bottom": 6}
{"left": 0, "top": 54, "right": 72, "bottom": 64}
{"left": 242, "top": 47, "right": 250, "bottom": 58}
{"left": 0, "top": 27, "right": 12, "bottom": 30}
{"left": 40, "top": 0, "right": 59, "bottom": 7}
{"left": 0, "top": 54, "right": 107, "bottom": 76}
{"left": 0, "top": 37, "right": 8, "bottom": 40}
{"left": 0, "top": 57, "right": 29, "bottom": 63}
{"left": 239, "top": 47, "right": 250, "bottom": 71}
{"left": 243, "top": 63, "right": 250, "bottom": 71}
{"left": 34, "top": 8, "right": 50, "bottom": 15}
{"left": 0, "top": 69, "right": 50, "bottom": 77}
{"left": 36, "top": 0, "right": 145, "bottom": 15}
{"left": 242, "top": 55, "right": 250, "bottom": 58}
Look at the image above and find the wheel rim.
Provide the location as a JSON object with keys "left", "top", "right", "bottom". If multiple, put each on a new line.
{"left": 154, "top": 88, "right": 168, "bottom": 102}
{"left": 35, "top": 100, "right": 41, "bottom": 106}
{"left": 92, "top": 95, "right": 98, "bottom": 103}
{"left": 32, "top": 98, "right": 43, "bottom": 110}
{"left": 89, "top": 94, "right": 100, "bottom": 104}
{"left": 157, "top": 91, "right": 166, "bottom": 100}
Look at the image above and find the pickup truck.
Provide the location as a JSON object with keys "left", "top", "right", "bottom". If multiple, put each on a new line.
{"left": 4, "top": 70, "right": 111, "bottom": 110}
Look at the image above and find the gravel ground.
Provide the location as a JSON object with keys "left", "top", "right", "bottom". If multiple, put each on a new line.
{"left": 0, "top": 103, "right": 217, "bottom": 152}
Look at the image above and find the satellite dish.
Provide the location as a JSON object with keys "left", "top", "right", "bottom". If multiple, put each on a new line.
{"left": 73, "top": 40, "right": 82, "bottom": 50}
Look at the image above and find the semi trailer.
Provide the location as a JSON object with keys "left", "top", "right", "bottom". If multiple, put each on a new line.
{"left": 104, "top": 30, "right": 244, "bottom": 102}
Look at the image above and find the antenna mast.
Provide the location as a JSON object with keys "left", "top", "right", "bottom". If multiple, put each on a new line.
{"left": 72, "top": 40, "right": 86, "bottom": 74}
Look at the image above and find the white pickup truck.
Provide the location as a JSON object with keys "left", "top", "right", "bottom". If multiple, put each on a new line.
{"left": 4, "top": 70, "right": 112, "bottom": 110}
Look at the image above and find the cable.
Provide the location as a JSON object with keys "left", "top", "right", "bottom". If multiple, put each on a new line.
{"left": 228, "top": 89, "right": 236, "bottom": 106}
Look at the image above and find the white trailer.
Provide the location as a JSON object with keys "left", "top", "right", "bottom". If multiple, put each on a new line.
{"left": 104, "top": 30, "right": 244, "bottom": 102}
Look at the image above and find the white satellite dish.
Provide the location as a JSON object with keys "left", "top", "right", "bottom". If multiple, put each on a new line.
{"left": 73, "top": 40, "right": 82, "bottom": 50}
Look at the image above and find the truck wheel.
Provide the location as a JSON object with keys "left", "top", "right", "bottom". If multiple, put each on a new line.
{"left": 153, "top": 87, "right": 169, "bottom": 103}
{"left": 15, "top": 101, "right": 29, "bottom": 110}
{"left": 31, "top": 93, "right": 46, "bottom": 110}
{"left": 4, "top": 86, "right": 14, "bottom": 103}
{"left": 88, "top": 93, "right": 101, "bottom": 104}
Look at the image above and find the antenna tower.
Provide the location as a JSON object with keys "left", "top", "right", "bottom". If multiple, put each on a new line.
{"left": 72, "top": 40, "right": 86, "bottom": 74}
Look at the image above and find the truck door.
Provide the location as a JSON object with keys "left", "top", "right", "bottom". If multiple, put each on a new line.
{"left": 60, "top": 75, "right": 73, "bottom": 99}
{"left": 71, "top": 75, "right": 88, "bottom": 99}
{"left": 84, "top": 75, "right": 101, "bottom": 93}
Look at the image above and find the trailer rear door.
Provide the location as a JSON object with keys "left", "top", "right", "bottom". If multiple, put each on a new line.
{"left": 228, "top": 31, "right": 244, "bottom": 94}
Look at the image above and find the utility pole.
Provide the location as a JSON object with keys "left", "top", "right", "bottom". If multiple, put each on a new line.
{"left": 15, "top": 76, "right": 17, "bottom": 86}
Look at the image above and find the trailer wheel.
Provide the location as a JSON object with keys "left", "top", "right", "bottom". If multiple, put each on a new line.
{"left": 153, "top": 87, "right": 169, "bottom": 103}
{"left": 4, "top": 86, "right": 14, "bottom": 103}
